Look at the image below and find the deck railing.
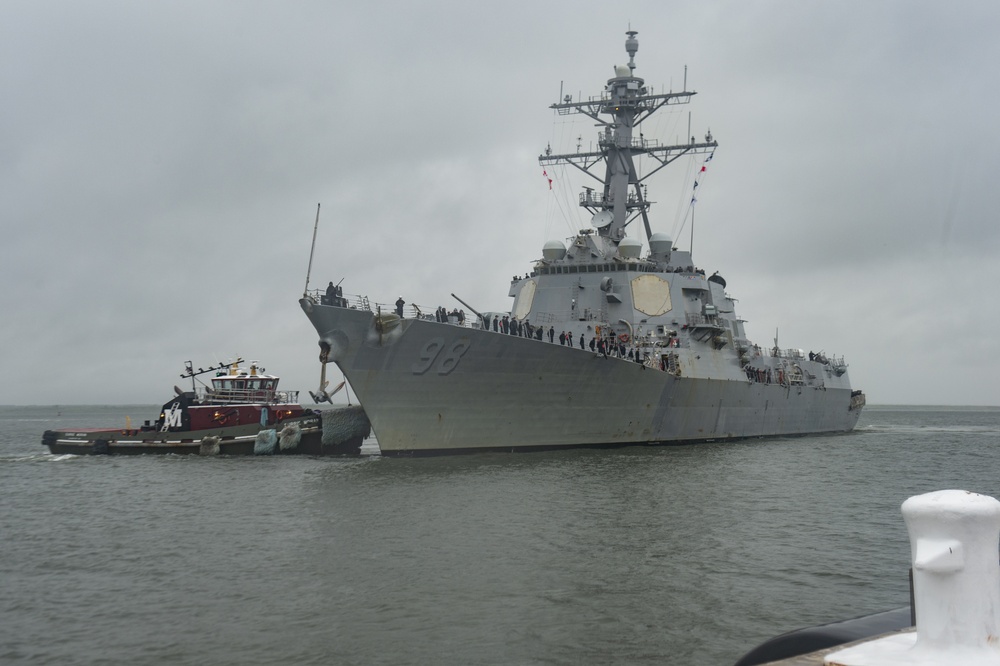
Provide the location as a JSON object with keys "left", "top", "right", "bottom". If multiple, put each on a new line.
{"left": 198, "top": 387, "right": 299, "bottom": 405}
{"left": 305, "top": 292, "right": 847, "bottom": 366}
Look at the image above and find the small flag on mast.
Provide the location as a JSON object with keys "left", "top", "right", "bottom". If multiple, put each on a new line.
{"left": 690, "top": 150, "right": 715, "bottom": 208}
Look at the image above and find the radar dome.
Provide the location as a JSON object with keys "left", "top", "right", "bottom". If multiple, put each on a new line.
{"left": 542, "top": 240, "right": 567, "bottom": 261}
{"left": 619, "top": 237, "right": 642, "bottom": 259}
{"left": 649, "top": 232, "right": 673, "bottom": 256}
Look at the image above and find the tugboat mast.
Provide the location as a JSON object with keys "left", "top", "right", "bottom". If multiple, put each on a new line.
{"left": 539, "top": 30, "right": 718, "bottom": 243}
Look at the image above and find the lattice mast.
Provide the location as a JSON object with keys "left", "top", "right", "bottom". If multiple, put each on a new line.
{"left": 539, "top": 30, "right": 718, "bottom": 243}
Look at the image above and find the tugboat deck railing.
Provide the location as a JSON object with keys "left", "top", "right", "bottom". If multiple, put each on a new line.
{"left": 197, "top": 387, "right": 300, "bottom": 405}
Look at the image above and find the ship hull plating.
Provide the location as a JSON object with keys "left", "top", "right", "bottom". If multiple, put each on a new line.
{"left": 301, "top": 300, "right": 861, "bottom": 455}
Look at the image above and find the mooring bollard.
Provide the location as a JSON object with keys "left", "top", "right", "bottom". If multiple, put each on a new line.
{"left": 825, "top": 489, "right": 1000, "bottom": 665}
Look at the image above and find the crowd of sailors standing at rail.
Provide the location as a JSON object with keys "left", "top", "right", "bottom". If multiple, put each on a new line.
{"left": 435, "top": 306, "right": 465, "bottom": 325}
{"left": 480, "top": 313, "right": 650, "bottom": 364}
{"left": 328, "top": 287, "right": 662, "bottom": 363}
{"left": 331, "top": 287, "right": 668, "bottom": 368}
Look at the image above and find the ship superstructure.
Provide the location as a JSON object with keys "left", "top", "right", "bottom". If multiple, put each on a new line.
{"left": 299, "top": 31, "right": 864, "bottom": 455}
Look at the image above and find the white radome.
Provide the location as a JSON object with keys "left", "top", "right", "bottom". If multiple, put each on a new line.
{"left": 649, "top": 232, "right": 672, "bottom": 256}
{"left": 542, "top": 240, "right": 567, "bottom": 261}
{"left": 618, "top": 237, "right": 642, "bottom": 258}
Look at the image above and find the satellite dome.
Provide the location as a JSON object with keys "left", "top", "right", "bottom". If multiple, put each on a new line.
{"left": 542, "top": 240, "right": 567, "bottom": 261}
{"left": 649, "top": 232, "right": 672, "bottom": 256}
{"left": 619, "top": 237, "right": 642, "bottom": 259}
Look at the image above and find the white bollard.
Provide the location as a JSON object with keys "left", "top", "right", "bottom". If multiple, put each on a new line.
{"left": 825, "top": 489, "right": 1000, "bottom": 666}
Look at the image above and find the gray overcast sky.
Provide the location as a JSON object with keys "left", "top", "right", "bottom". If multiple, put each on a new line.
{"left": 2, "top": 1, "right": 998, "bottom": 406}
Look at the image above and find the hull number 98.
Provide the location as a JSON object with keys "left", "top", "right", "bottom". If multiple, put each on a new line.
{"left": 411, "top": 337, "right": 470, "bottom": 375}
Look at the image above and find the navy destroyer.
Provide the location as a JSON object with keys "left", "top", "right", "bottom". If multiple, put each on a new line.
{"left": 300, "top": 31, "right": 865, "bottom": 455}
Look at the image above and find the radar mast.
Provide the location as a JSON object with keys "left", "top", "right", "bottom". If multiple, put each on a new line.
{"left": 539, "top": 30, "right": 718, "bottom": 243}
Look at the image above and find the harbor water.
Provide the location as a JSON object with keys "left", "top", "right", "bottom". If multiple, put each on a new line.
{"left": 2, "top": 405, "right": 998, "bottom": 665}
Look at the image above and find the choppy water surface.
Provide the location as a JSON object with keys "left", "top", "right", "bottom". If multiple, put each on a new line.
{"left": 2, "top": 405, "right": 998, "bottom": 665}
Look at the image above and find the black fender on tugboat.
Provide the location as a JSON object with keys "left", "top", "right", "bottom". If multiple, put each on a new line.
{"left": 92, "top": 439, "right": 110, "bottom": 455}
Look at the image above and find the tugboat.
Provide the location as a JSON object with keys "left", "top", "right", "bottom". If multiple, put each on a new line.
{"left": 41, "top": 359, "right": 364, "bottom": 455}
{"left": 298, "top": 30, "right": 865, "bottom": 456}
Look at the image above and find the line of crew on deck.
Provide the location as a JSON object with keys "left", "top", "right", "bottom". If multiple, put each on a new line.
{"left": 745, "top": 365, "right": 774, "bottom": 384}
{"left": 479, "top": 314, "right": 656, "bottom": 364}
{"left": 485, "top": 314, "right": 546, "bottom": 340}
{"left": 434, "top": 307, "right": 465, "bottom": 325}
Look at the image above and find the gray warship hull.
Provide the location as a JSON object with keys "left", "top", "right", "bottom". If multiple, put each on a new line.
{"left": 300, "top": 301, "right": 861, "bottom": 455}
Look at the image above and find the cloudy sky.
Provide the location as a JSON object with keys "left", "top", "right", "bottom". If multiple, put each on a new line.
{"left": 2, "top": 1, "right": 998, "bottom": 406}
